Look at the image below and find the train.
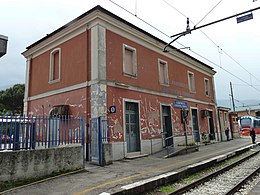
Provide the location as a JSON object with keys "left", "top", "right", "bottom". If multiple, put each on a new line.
{"left": 239, "top": 115, "right": 260, "bottom": 136}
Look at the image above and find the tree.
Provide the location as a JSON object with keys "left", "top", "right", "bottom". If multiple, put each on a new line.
{"left": 0, "top": 84, "right": 25, "bottom": 115}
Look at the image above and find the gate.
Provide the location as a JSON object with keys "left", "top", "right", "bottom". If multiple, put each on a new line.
{"left": 89, "top": 117, "right": 109, "bottom": 166}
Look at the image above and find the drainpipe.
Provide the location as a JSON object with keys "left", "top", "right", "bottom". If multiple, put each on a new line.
{"left": 23, "top": 56, "right": 32, "bottom": 116}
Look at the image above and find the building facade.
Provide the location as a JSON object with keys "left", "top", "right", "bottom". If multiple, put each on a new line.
{"left": 22, "top": 6, "right": 218, "bottom": 161}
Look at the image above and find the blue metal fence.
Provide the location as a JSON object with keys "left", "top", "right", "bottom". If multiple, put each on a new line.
{"left": 0, "top": 115, "right": 85, "bottom": 151}
{"left": 89, "top": 116, "right": 110, "bottom": 166}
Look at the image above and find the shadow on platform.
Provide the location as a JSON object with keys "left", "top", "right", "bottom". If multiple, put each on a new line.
{"left": 152, "top": 145, "right": 200, "bottom": 158}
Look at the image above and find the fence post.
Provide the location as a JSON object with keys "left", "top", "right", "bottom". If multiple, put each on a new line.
{"left": 150, "top": 138, "right": 153, "bottom": 154}
{"left": 98, "top": 117, "right": 103, "bottom": 166}
{"left": 81, "top": 116, "right": 85, "bottom": 167}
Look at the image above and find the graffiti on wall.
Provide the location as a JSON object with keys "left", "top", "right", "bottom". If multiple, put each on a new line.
{"left": 91, "top": 84, "right": 107, "bottom": 118}
{"left": 140, "top": 98, "right": 161, "bottom": 138}
{"left": 29, "top": 89, "right": 87, "bottom": 116}
{"left": 108, "top": 96, "right": 124, "bottom": 141}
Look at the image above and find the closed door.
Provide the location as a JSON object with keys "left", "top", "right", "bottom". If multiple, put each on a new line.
{"left": 208, "top": 111, "right": 215, "bottom": 140}
{"left": 162, "top": 106, "right": 173, "bottom": 147}
{"left": 191, "top": 109, "right": 200, "bottom": 142}
{"left": 125, "top": 102, "right": 140, "bottom": 153}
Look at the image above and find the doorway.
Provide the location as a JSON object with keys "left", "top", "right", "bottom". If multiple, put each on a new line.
{"left": 162, "top": 105, "right": 173, "bottom": 147}
{"left": 125, "top": 102, "right": 140, "bottom": 153}
{"left": 191, "top": 108, "right": 200, "bottom": 142}
{"left": 208, "top": 111, "right": 215, "bottom": 140}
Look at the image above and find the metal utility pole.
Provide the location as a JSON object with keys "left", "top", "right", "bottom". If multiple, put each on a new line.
{"left": 164, "top": 6, "right": 260, "bottom": 52}
{"left": 230, "top": 82, "right": 236, "bottom": 112}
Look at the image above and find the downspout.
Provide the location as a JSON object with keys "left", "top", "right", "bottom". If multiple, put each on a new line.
{"left": 23, "top": 55, "right": 31, "bottom": 116}
{"left": 85, "top": 25, "right": 89, "bottom": 161}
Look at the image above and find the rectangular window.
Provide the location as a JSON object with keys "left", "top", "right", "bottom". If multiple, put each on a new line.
{"left": 123, "top": 44, "right": 137, "bottom": 77}
{"left": 49, "top": 48, "right": 61, "bottom": 83}
{"left": 158, "top": 59, "right": 169, "bottom": 85}
{"left": 188, "top": 71, "right": 195, "bottom": 93}
{"left": 224, "top": 112, "right": 228, "bottom": 127}
{"left": 204, "top": 78, "right": 210, "bottom": 96}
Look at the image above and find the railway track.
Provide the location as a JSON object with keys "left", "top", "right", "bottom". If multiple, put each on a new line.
{"left": 169, "top": 150, "right": 260, "bottom": 195}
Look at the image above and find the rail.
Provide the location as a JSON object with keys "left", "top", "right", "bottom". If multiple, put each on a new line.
{"left": 169, "top": 150, "right": 260, "bottom": 194}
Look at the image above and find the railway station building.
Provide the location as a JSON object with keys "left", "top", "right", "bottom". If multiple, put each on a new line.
{"left": 22, "top": 6, "right": 218, "bottom": 162}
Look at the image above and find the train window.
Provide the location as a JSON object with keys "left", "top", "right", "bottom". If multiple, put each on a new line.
{"left": 240, "top": 118, "right": 251, "bottom": 126}
{"left": 254, "top": 120, "right": 260, "bottom": 128}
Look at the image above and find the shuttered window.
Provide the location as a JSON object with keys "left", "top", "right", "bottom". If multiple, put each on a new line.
{"left": 123, "top": 44, "right": 137, "bottom": 77}
{"left": 188, "top": 71, "right": 195, "bottom": 93}
{"left": 49, "top": 48, "right": 61, "bottom": 83}
{"left": 204, "top": 78, "right": 210, "bottom": 96}
{"left": 158, "top": 59, "right": 169, "bottom": 85}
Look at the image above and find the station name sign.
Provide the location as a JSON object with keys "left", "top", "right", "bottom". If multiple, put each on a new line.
{"left": 237, "top": 13, "right": 253, "bottom": 23}
{"left": 174, "top": 100, "right": 188, "bottom": 108}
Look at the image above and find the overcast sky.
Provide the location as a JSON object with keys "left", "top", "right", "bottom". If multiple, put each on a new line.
{"left": 1, "top": 0, "right": 260, "bottom": 106}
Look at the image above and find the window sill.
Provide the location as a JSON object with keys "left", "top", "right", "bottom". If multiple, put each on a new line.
{"left": 160, "top": 83, "right": 170, "bottom": 87}
{"left": 49, "top": 79, "right": 60, "bottom": 84}
{"left": 123, "top": 72, "right": 137, "bottom": 79}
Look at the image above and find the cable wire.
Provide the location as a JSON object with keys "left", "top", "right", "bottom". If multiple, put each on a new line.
{"left": 161, "top": 0, "right": 260, "bottom": 86}
{"left": 189, "top": 49, "right": 260, "bottom": 93}
{"left": 108, "top": 0, "right": 170, "bottom": 39}
{"left": 221, "top": 49, "right": 260, "bottom": 83}
{"left": 107, "top": 0, "right": 260, "bottom": 95}
{"left": 195, "top": 0, "right": 224, "bottom": 27}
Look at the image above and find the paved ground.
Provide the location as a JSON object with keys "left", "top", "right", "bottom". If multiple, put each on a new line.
{"left": 1, "top": 136, "right": 257, "bottom": 195}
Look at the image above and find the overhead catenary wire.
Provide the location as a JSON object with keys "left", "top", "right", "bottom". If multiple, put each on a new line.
{"left": 195, "top": 0, "right": 224, "bottom": 27}
{"left": 188, "top": 49, "right": 260, "bottom": 94}
{"left": 233, "top": 83, "right": 260, "bottom": 87}
{"left": 107, "top": 0, "right": 260, "bottom": 95}
{"left": 169, "top": 6, "right": 260, "bottom": 38}
{"left": 161, "top": 0, "right": 260, "bottom": 84}
{"left": 161, "top": 0, "right": 259, "bottom": 81}
{"left": 221, "top": 50, "right": 260, "bottom": 83}
{"left": 108, "top": 0, "right": 170, "bottom": 39}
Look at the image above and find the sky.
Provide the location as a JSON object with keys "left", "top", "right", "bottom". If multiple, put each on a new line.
{"left": 1, "top": 0, "right": 260, "bottom": 107}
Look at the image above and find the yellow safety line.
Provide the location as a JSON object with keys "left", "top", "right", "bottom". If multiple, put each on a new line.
{"left": 75, "top": 146, "right": 253, "bottom": 195}
{"left": 74, "top": 156, "right": 200, "bottom": 195}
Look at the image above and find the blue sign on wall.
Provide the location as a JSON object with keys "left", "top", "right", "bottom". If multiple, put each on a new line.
{"left": 174, "top": 100, "right": 188, "bottom": 108}
{"left": 109, "top": 106, "right": 116, "bottom": 113}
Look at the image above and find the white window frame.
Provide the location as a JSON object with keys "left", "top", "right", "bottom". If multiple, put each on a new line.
{"left": 123, "top": 44, "right": 137, "bottom": 77}
{"left": 49, "top": 48, "right": 61, "bottom": 84}
{"left": 224, "top": 112, "right": 228, "bottom": 128}
{"left": 187, "top": 71, "right": 196, "bottom": 93}
{"left": 204, "top": 78, "right": 210, "bottom": 96}
{"left": 122, "top": 98, "right": 141, "bottom": 143}
{"left": 158, "top": 59, "right": 169, "bottom": 85}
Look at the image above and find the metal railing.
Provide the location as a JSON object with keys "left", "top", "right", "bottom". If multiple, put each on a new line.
{"left": 0, "top": 115, "right": 85, "bottom": 151}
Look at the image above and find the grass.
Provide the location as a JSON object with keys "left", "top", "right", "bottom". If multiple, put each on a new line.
{"left": 160, "top": 186, "right": 176, "bottom": 193}
{"left": 153, "top": 150, "right": 255, "bottom": 194}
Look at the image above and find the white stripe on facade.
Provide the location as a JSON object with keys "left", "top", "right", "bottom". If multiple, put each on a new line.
{"left": 27, "top": 80, "right": 216, "bottom": 106}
